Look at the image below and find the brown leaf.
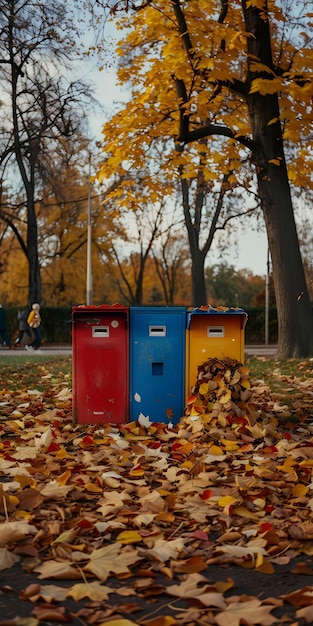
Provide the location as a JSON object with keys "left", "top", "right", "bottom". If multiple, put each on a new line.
{"left": 215, "top": 598, "right": 277, "bottom": 626}
{"left": 291, "top": 562, "right": 313, "bottom": 575}
{"left": 84, "top": 542, "right": 142, "bottom": 581}
{"left": 283, "top": 586, "right": 313, "bottom": 607}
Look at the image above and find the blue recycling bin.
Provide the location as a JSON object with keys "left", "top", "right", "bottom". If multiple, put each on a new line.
{"left": 130, "top": 307, "right": 186, "bottom": 423}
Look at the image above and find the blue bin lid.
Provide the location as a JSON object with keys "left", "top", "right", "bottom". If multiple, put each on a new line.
{"left": 186, "top": 305, "right": 248, "bottom": 328}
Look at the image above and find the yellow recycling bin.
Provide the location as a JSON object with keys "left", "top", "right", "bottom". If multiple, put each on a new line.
{"left": 186, "top": 306, "right": 248, "bottom": 397}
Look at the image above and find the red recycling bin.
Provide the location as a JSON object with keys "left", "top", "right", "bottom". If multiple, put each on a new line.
{"left": 72, "top": 304, "right": 129, "bottom": 424}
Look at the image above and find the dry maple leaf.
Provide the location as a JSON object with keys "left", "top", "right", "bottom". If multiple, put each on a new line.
{"left": 83, "top": 542, "right": 143, "bottom": 581}
{"left": 67, "top": 581, "right": 113, "bottom": 601}
{"left": 167, "top": 574, "right": 227, "bottom": 609}
{"left": 0, "top": 521, "right": 37, "bottom": 544}
{"left": 166, "top": 572, "right": 217, "bottom": 600}
{"left": 142, "top": 538, "right": 186, "bottom": 563}
{"left": 296, "top": 604, "right": 313, "bottom": 622}
{"left": 215, "top": 598, "right": 277, "bottom": 626}
{"left": 38, "top": 584, "right": 68, "bottom": 602}
{"left": 39, "top": 480, "right": 74, "bottom": 498}
{"left": 0, "top": 547, "right": 20, "bottom": 571}
{"left": 282, "top": 586, "right": 313, "bottom": 607}
{"left": 34, "top": 560, "right": 82, "bottom": 580}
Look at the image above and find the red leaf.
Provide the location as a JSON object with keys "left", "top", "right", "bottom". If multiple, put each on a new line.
{"left": 201, "top": 490, "right": 213, "bottom": 500}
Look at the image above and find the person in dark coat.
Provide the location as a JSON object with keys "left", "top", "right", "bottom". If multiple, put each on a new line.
{"left": 14, "top": 308, "right": 32, "bottom": 347}
{"left": 0, "top": 305, "right": 11, "bottom": 348}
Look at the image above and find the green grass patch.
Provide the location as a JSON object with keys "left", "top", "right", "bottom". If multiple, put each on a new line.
{"left": 0, "top": 354, "right": 312, "bottom": 413}
{"left": 246, "top": 355, "right": 313, "bottom": 382}
{"left": 0, "top": 355, "right": 72, "bottom": 392}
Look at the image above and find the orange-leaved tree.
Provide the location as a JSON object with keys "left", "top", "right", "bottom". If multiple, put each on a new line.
{"left": 96, "top": 0, "right": 313, "bottom": 358}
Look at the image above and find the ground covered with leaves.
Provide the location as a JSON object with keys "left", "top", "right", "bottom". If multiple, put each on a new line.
{"left": 0, "top": 354, "right": 313, "bottom": 626}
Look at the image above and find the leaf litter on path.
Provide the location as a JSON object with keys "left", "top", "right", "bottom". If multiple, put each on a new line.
{"left": 0, "top": 356, "right": 313, "bottom": 624}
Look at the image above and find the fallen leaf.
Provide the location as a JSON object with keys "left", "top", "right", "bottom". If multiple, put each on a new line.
{"left": 84, "top": 542, "right": 142, "bottom": 581}
{"left": 67, "top": 581, "right": 113, "bottom": 601}
{"left": 215, "top": 598, "right": 277, "bottom": 626}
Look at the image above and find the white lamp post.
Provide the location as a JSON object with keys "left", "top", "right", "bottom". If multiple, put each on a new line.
{"left": 265, "top": 247, "right": 270, "bottom": 345}
{"left": 86, "top": 155, "right": 93, "bottom": 305}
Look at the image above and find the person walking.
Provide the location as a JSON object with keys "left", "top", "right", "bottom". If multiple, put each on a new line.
{"left": 26, "top": 303, "right": 42, "bottom": 351}
{"left": 14, "top": 308, "right": 32, "bottom": 347}
{"left": 0, "top": 305, "right": 11, "bottom": 348}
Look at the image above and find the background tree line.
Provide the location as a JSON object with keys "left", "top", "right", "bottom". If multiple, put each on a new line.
{"left": 0, "top": 0, "right": 312, "bottom": 358}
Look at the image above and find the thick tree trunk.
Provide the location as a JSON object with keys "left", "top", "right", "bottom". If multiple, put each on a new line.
{"left": 27, "top": 196, "right": 41, "bottom": 307}
{"left": 243, "top": 0, "right": 313, "bottom": 357}
{"left": 257, "top": 163, "right": 312, "bottom": 357}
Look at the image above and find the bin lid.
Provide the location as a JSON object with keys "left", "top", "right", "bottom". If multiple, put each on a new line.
{"left": 72, "top": 303, "right": 129, "bottom": 317}
{"left": 186, "top": 305, "right": 248, "bottom": 328}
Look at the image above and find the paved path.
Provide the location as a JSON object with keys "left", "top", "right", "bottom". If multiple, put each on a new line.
{"left": 0, "top": 344, "right": 278, "bottom": 357}
{"left": 0, "top": 345, "right": 72, "bottom": 356}
{"left": 245, "top": 344, "right": 277, "bottom": 357}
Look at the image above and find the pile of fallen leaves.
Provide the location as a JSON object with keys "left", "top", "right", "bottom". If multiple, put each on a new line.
{"left": 185, "top": 357, "right": 253, "bottom": 422}
{"left": 0, "top": 357, "right": 313, "bottom": 626}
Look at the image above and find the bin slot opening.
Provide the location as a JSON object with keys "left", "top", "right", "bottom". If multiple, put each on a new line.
{"left": 152, "top": 362, "right": 164, "bottom": 376}
{"left": 149, "top": 325, "right": 166, "bottom": 337}
{"left": 86, "top": 318, "right": 100, "bottom": 325}
{"left": 207, "top": 325, "right": 224, "bottom": 338}
{"left": 92, "top": 326, "right": 110, "bottom": 338}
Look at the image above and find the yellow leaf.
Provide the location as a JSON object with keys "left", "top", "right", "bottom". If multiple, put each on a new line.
{"left": 268, "top": 158, "right": 282, "bottom": 166}
{"left": 156, "top": 512, "right": 176, "bottom": 523}
{"left": 180, "top": 460, "right": 193, "bottom": 469}
{"left": 249, "top": 77, "right": 282, "bottom": 95}
{"left": 199, "top": 382, "right": 209, "bottom": 395}
{"left": 8, "top": 495, "right": 20, "bottom": 506}
{"left": 241, "top": 379, "right": 251, "bottom": 389}
{"left": 141, "top": 617, "right": 176, "bottom": 626}
{"left": 218, "top": 495, "right": 238, "bottom": 507}
{"left": 129, "top": 467, "right": 145, "bottom": 477}
{"left": 300, "top": 460, "right": 313, "bottom": 467}
{"left": 292, "top": 484, "right": 309, "bottom": 497}
{"left": 220, "top": 439, "right": 239, "bottom": 451}
{"left": 210, "top": 444, "right": 224, "bottom": 455}
{"left": 55, "top": 447, "right": 71, "bottom": 460}
{"left": 52, "top": 529, "right": 77, "bottom": 545}
{"left": 219, "top": 389, "right": 232, "bottom": 404}
{"left": 233, "top": 506, "right": 261, "bottom": 521}
{"left": 56, "top": 470, "right": 71, "bottom": 485}
{"left": 85, "top": 483, "right": 103, "bottom": 493}
{"left": 116, "top": 530, "right": 142, "bottom": 544}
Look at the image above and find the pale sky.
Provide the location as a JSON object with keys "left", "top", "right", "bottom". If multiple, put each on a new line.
{"left": 80, "top": 38, "right": 269, "bottom": 278}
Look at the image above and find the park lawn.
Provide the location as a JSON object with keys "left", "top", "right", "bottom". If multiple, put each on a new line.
{"left": 0, "top": 354, "right": 72, "bottom": 392}
{"left": 0, "top": 353, "right": 312, "bottom": 625}
{"left": 1, "top": 353, "right": 312, "bottom": 408}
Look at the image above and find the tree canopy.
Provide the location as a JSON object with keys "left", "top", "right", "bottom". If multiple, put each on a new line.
{"left": 0, "top": 0, "right": 94, "bottom": 306}
{"left": 96, "top": 0, "right": 313, "bottom": 357}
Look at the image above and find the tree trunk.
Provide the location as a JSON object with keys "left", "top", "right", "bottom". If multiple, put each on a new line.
{"left": 180, "top": 175, "right": 208, "bottom": 306}
{"left": 10, "top": 32, "right": 41, "bottom": 308}
{"left": 243, "top": 0, "right": 313, "bottom": 357}
{"left": 191, "top": 249, "right": 207, "bottom": 306}
{"left": 27, "top": 195, "right": 41, "bottom": 307}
